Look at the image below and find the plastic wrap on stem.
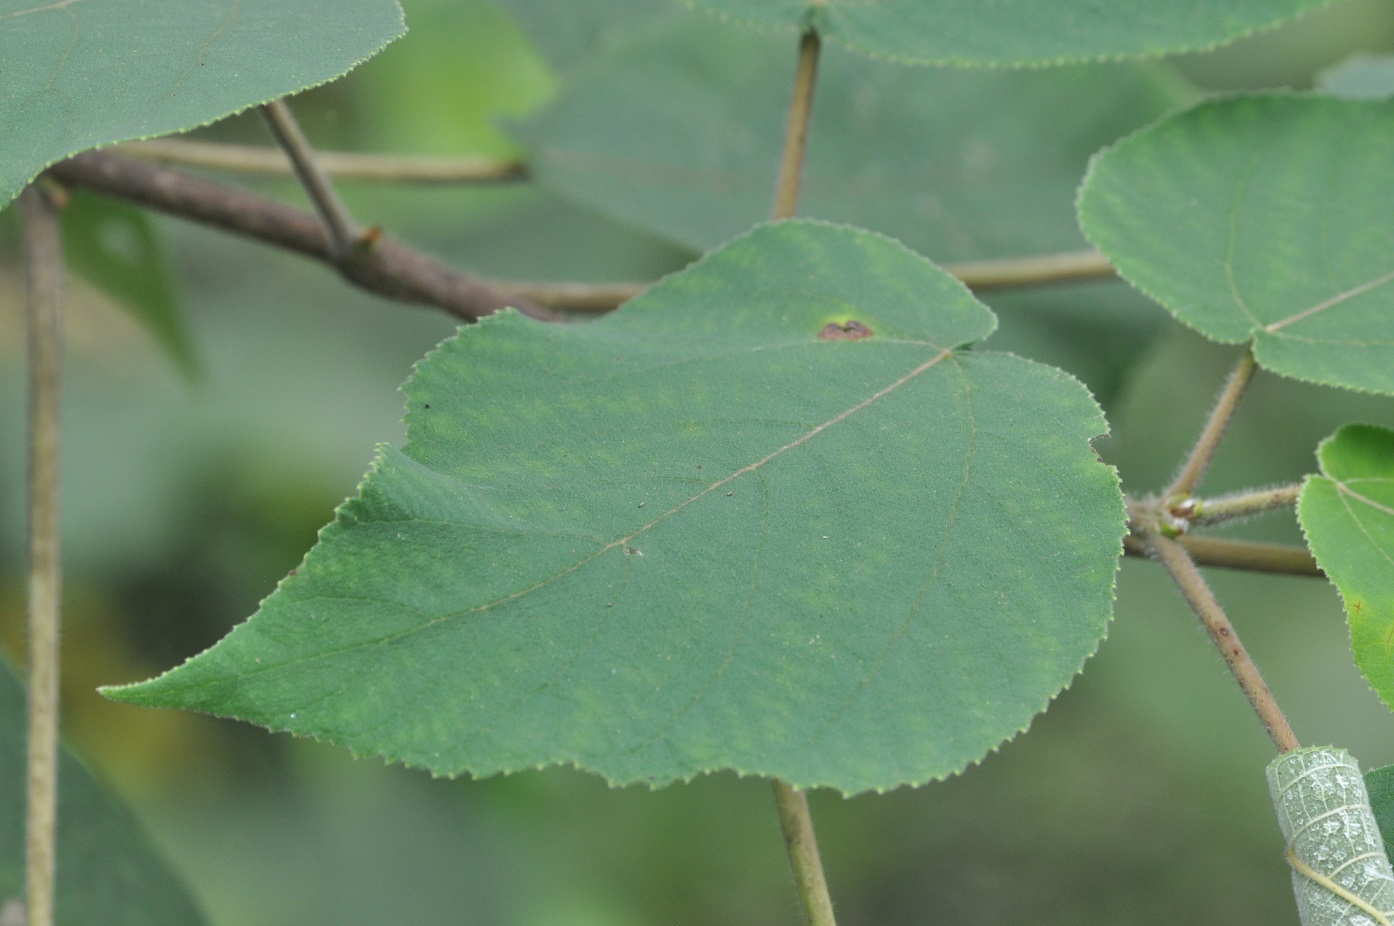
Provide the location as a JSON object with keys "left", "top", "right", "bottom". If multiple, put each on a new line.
{"left": 1268, "top": 748, "right": 1394, "bottom": 926}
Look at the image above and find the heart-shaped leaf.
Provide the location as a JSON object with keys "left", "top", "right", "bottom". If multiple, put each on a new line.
{"left": 1079, "top": 95, "right": 1394, "bottom": 395}
{"left": 684, "top": 0, "right": 1331, "bottom": 67}
{"left": 514, "top": 15, "right": 1190, "bottom": 258}
{"left": 1299, "top": 424, "right": 1394, "bottom": 709}
{"left": 0, "top": 0, "right": 405, "bottom": 209}
{"left": 106, "top": 221, "right": 1125, "bottom": 794}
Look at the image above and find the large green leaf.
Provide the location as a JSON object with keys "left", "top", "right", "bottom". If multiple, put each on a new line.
{"left": 106, "top": 221, "right": 1125, "bottom": 794}
{"left": 514, "top": 15, "right": 1190, "bottom": 259}
{"left": 1299, "top": 425, "right": 1394, "bottom": 710}
{"left": 685, "top": 0, "right": 1332, "bottom": 67}
{"left": 0, "top": 0, "right": 405, "bottom": 209}
{"left": 0, "top": 658, "right": 207, "bottom": 925}
{"left": 1079, "top": 95, "right": 1394, "bottom": 395}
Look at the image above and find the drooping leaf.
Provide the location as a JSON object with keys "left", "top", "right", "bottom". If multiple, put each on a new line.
{"left": 63, "top": 191, "right": 196, "bottom": 377}
{"left": 0, "top": 657, "right": 208, "bottom": 925}
{"left": 1318, "top": 53, "right": 1394, "bottom": 99}
{"left": 514, "top": 15, "right": 1191, "bottom": 258}
{"left": 684, "top": 0, "right": 1332, "bottom": 67}
{"left": 1299, "top": 425, "right": 1394, "bottom": 709}
{"left": 496, "top": 0, "right": 668, "bottom": 73}
{"left": 1269, "top": 747, "right": 1394, "bottom": 926}
{"left": 1369, "top": 765, "right": 1394, "bottom": 856}
{"left": 1079, "top": 95, "right": 1394, "bottom": 395}
{"left": 0, "top": 0, "right": 405, "bottom": 209}
{"left": 105, "top": 220, "right": 1126, "bottom": 795}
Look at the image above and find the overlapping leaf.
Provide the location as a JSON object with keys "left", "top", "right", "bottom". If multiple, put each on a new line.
{"left": 685, "top": 0, "right": 1332, "bottom": 67}
{"left": 1079, "top": 95, "right": 1394, "bottom": 394}
{"left": 514, "top": 16, "right": 1190, "bottom": 258}
{"left": 107, "top": 221, "right": 1125, "bottom": 794}
{"left": 0, "top": 0, "right": 405, "bottom": 208}
{"left": 0, "top": 658, "right": 207, "bottom": 925}
{"left": 1299, "top": 425, "right": 1394, "bottom": 709}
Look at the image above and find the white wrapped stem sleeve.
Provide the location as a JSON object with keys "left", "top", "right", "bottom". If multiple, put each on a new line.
{"left": 1268, "top": 747, "right": 1394, "bottom": 926}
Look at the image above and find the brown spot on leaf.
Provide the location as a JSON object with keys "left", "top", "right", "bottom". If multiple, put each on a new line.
{"left": 819, "top": 320, "right": 873, "bottom": 341}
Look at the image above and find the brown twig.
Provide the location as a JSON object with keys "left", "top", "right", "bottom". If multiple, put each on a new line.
{"left": 1167, "top": 348, "right": 1259, "bottom": 499}
{"left": 20, "top": 183, "right": 64, "bottom": 926}
{"left": 490, "top": 250, "right": 1117, "bottom": 315}
{"left": 772, "top": 29, "right": 822, "bottom": 222}
{"left": 259, "top": 99, "right": 363, "bottom": 258}
{"left": 1144, "top": 531, "right": 1300, "bottom": 753}
{"left": 117, "top": 138, "right": 526, "bottom": 184}
{"left": 46, "top": 150, "right": 554, "bottom": 322}
{"left": 1122, "top": 534, "right": 1321, "bottom": 577}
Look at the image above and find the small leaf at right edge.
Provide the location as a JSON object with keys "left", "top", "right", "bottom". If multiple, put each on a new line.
{"left": 64, "top": 190, "right": 197, "bottom": 377}
{"left": 1079, "top": 95, "right": 1394, "bottom": 395}
{"left": 1366, "top": 764, "right": 1394, "bottom": 857}
{"left": 1299, "top": 425, "right": 1394, "bottom": 709}
{"left": 0, "top": 657, "right": 208, "bottom": 925}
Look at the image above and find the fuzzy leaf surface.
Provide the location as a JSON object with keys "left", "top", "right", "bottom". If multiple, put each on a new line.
{"left": 1299, "top": 425, "right": 1394, "bottom": 709}
{"left": 0, "top": 658, "right": 207, "bottom": 925}
{"left": 0, "top": 0, "right": 404, "bottom": 208}
{"left": 515, "top": 16, "right": 1189, "bottom": 259}
{"left": 685, "top": 0, "right": 1331, "bottom": 67}
{"left": 1079, "top": 95, "right": 1394, "bottom": 394}
{"left": 107, "top": 221, "right": 1125, "bottom": 794}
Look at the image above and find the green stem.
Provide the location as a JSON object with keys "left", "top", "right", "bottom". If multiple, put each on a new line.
{"left": 20, "top": 183, "right": 64, "bottom": 926}
{"left": 772, "top": 780, "right": 839, "bottom": 926}
{"left": 1144, "top": 531, "right": 1299, "bottom": 753}
{"left": 1122, "top": 534, "right": 1321, "bottom": 578}
{"left": 260, "top": 98, "right": 363, "bottom": 258}
{"left": 771, "top": 29, "right": 822, "bottom": 221}
{"left": 947, "top": 249, "right": 1114, "bottom": 289}
{"left": 1166, "top": 348, "right": 1258, "bottom": 499}
{"left": 1188, "top": 483, "right": 1303, "bottom": 527}
{"left": 118, "top": 138, "right": 526, "bottom": 183}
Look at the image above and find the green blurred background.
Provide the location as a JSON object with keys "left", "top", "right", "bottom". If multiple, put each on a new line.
{"left": 4, "top": 1, "right": 1394, "bottom": 923}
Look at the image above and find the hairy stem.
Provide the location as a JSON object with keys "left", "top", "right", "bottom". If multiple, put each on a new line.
{"left": 20, "top": 184, "right": 64, "bottom": 926}
{"left": 46, "top": 151, "right": 554, "bottom": 322}
{"left": 1189, "top": 484, "right": 1303, "bottom": 527}
{"left": 1122, "top": 534, "right": 1321, "bottom": 577}
{"left": 1145, "top": 531, "right": 1299, "bottom": 752}
{"left": 1167, "top": 348, "right": 1258, "bottom": 499}
{"left": 260, "top": 99, "right": 363, "bottom": 258}
{"left": 118, "top": 138, "right": 526, "bottom": 183}
{"left": 772, "top": 29, "right": 822, "bottom": 221}
{"left": 772, "top": 780, "right": 839, "bottom": 926}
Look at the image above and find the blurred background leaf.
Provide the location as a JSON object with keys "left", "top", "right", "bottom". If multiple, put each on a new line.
{"left": 0, "top": 656, "right": 208, "bottom": 925}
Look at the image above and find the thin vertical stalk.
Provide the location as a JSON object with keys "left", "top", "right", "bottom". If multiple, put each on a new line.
{"left": 768, "top": 24, "right": 838, "bottom": 926}
{"left": 771, "top": 28, "right": 822, "bottom": 221}
{"left": 772, "top": 780, "right": 838, "bottom": 926}
{"left": 1146, "top": 532, "right": 1299, "bottom": 753}
{"left": 1166, "top": 348, "right": 1258, "bottom": 499}
{"left": 20, "top": 183, "right": 65, "bottom": 926}
{"left": 260, "top": 98, "right": 363, "bottom": 258}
